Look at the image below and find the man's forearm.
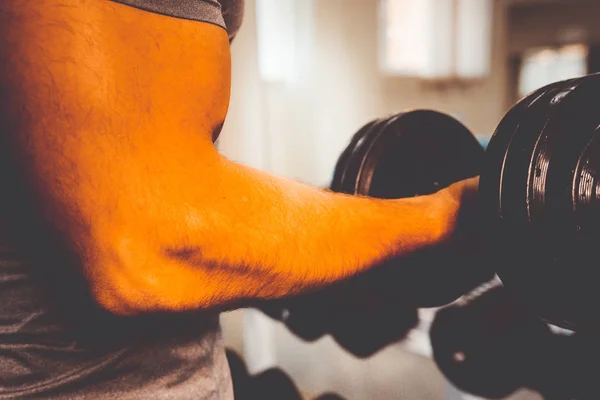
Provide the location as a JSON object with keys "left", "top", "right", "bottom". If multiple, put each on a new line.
{"left": 90, "top": 153, "right": 451, "bottom": 313}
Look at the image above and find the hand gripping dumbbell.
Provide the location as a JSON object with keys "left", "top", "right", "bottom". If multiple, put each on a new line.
{"left": 329, "top": 109, "right": 493, "bottom": 307}
{"left": 259, "top": 109, "right": 493, "bottom": 357}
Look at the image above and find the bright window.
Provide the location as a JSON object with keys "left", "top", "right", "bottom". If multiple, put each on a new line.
{"left": 379, "top": 0, "right": 492, "bottom": 79}
{"left": 518, "top": 44, "right": 588, "bottom": 98}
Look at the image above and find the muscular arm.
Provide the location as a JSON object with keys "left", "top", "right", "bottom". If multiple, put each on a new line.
{"left": 0, "top": 0, "right": 470, "bottom": 315}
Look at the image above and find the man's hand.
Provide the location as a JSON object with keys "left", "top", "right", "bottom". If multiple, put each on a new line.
{"left": 433, "top": 176, "right": 481, "bottom": 243}
{"left": 259, "top": 176, "right": 493, "bottom": 354}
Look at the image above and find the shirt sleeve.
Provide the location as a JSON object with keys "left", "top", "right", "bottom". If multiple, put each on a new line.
{"left": 109, "top": 0, "right": 244, "bottom": 40}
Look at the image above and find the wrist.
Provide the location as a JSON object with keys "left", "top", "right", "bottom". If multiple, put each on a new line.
{"left": 429, "top": 189, "right": 460, "bottom": 244}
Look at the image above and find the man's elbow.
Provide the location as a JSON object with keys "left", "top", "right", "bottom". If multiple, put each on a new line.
{"left": 86, "top": 247, "right": 218, "bottom": 316}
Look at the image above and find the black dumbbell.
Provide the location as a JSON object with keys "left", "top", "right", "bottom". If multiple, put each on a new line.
{"left": 225, "top": 349, "right": 252, "bottom": 399}
{"left": 431, "top": 283, "right": 600, "bottom": 400}
{"left": 335, "top": 74, "right": 600, "bottom": 331}
{"left": 248, "top": 367, "right": 303, "bottom": 400}
{"left": 429, "top": 281, "right": 568, "bottom": 400}
{"left": 264, "top": 73, "right": 600, "bottom": 353}
{"left": 329, "top": 299, "right": 418, "bottom": 358}
{"left": 258, "top": 285, "right": 341, "bottom": 342}
{"left": 479, "top": 73, "right": 600, "bottom": 330}
{"left": 225, "top": 350, "right": 303, "bottom": 400}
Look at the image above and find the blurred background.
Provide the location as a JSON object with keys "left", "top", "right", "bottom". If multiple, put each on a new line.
{"left": 216, "top": 0, "right": 598, "bottom": 399}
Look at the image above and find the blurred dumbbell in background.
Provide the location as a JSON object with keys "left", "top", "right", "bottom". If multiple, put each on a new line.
{"left": 226, "top": 349, "right": 348, "bottom": 400}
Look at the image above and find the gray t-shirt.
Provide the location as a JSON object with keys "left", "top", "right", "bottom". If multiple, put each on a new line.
{"left": 0, "top": 1, "right": 243, "bottom": 398}
{"left": 110, "top": 0, "right": 244, "bottom": 40}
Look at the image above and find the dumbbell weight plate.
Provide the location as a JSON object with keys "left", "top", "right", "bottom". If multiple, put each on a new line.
{"left": 477, "top": 86, "right": 543, "bottom": 279}
{"left": 494, "top": 75, "right": 600, "bottom": 330}
{"left": 269, "top": 276, "right": 385, "bottom": 343}
{"left": 354, "top": 110, "right": 485, "bottom": 199}
{"left": 339, "top": 118, "right": 390, "bottom": 195}
{"left": 571, "top": 133, "right": 600, "bottom": 331}
{"left": 480, "top": 76, "right": 598, "bottom": 330}
{"left": 430, "top": 283, "right": 553, "bottom": 399}
{"left": 574, "top": 126, "right": 600, "bottom": 234}
{"left": 257, "top": 297, "right": 330, "bottom": 342}
{"left": 280, "top": 288, "right": 340, "bottom": 342}
{"left": 331, "top": 119, "right": 378, "bottom": 193}
{"left": 527, "top": 77, "right": 600, "bottom": 230}
{"left": 346, "top": 114, "right": 404, "bottom": 195}
{"left": 534, "top": 76, "right": 600, "bottom": 330}
{"left": 492, "top": 83, "right": 575, "bottom": 319}
{"left": 498, "top": 83, "right": 577, "bottom": 228}
{"left": 248, "top": 368, "right": 303, "bottom": 400}
{"left": 330, "top": 302, "right": 419, "bottom": 358}
{"left": 478, "top": 99, "right": 528, "bottom": 225}
{"left": 226, "top": 349, "right": 251, "bottom": 400}
{"left": 479, "top": 78, "right": 579, "bottom": 230}
{"left": 482, "top": 76, "right": 587, "bottom": 229}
